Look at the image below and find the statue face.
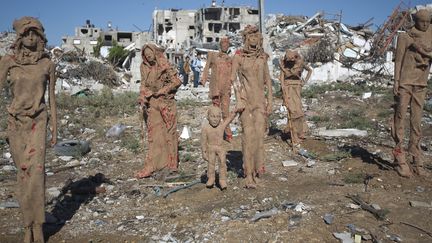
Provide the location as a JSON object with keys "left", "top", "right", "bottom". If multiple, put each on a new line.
{"left": 22, "top": 29, "right": 39, "bottom": 49}
{"left": 208, "top": 110, "right": 221, "bottom": 127}
{"left": 415, "top": 18, "right": 430, "bottom": 32}
{"left": 220, "top": 41, "right": 229, "bottom": 52}
{"left": 248, "top": 33, "right": 260, "bottom": 47}
{"left": 144, "top": 47, "right": 156, "bottom": 63}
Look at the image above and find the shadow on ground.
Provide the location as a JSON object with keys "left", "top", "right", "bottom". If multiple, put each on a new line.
{"left": 44, "top": 173, "right": 110, "bottom": 241}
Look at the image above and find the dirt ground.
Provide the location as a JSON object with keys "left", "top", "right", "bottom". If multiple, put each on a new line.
{"left": 0, "top": 84, "right": 431, "bottom": 243}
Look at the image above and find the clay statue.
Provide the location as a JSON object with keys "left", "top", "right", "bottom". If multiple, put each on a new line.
{"left": 201, "top": 106, "right": 239, "bottom": 190}
{"left": 201, "top": 37, "right": 234, "bottom": 141}
{"left": 392, "top": 9, "right": 432, "bottom": 177}
{"left": 279, "top": 49, "right": 312, "bottom": 146}
{"left": 136, "top": 44, "right": 181, "bottom": 178}
{"left": 0, "top": 16, "right": 57, "bottom": 243}
{"left": 230, "top": 25, "right": 273, "bottom": 188}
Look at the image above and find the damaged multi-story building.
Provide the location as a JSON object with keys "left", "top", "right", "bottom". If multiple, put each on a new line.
{"left": 61, "top": 20, "right": 151, "bottom": 56}
{"left": 153, "top": 0, "right": 259, "bottom": 50}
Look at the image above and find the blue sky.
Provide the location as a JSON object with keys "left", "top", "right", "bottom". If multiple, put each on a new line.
{"left": 0, "top": 0, "right": 429, "bottom": 46}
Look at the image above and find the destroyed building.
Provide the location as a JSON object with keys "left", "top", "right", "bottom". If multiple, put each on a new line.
{"left": 153, "top": 0, "right": 259, "bottom": 50}
{"left": 153, "top": 9, "right": 196, "bottom": 50}
{"left": 61, "top": 20, "right": 150, "bottom": 56}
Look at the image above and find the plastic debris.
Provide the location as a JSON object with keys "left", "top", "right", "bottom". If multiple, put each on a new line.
{"left": 106, "top": 124, "right": 127, "bottom": 138}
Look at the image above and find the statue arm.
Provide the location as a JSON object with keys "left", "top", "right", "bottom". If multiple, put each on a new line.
{"left": 48, "top": 61, "right": 57, "bottom": 146}
{"left": 201, "top": 52, "right": 212, "bottom": 85}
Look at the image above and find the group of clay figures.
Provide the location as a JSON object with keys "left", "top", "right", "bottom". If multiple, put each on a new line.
{"left": 0, "top": 11, "right": 430, "bottom": 242}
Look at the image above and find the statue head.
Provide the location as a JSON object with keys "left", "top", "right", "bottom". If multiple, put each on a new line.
{"left": 414, "top": 9, "right": 431, "bottom": 32}
{"left": 220, "top": 37, "right": 230, "bottom": 53}
{"left": 207, "top": 106, "right": 222, "bottom": 127}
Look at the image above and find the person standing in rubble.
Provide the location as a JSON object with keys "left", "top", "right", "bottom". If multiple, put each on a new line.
{"left": 279, "top": 49, "right": 312, "bottom": 146}
{"left": 182, "top": 56, "right": 191, "bottom": 86}
{"left": 392, "top": 9, "right": 432, "bottom": 177}
{"left": 230, "top": 25, "right": 273, "bottom": 188}
{"left": 201, "top": 37, "right": 234, "bottom": 141}
{"left": 136, "top": 44, "right": 181, "bottom": 178}
{"left": 0, "top": 16, "right": 57, "bottom": 243}
{"left": 191, "top": 54, "right": 203, "bottom": 88}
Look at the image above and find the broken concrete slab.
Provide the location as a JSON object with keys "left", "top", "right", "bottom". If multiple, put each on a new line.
{"left": 409, "top": 200, "right": 432, "bottom": 208}
{"left": 316, "top": 128, "right": 368, "bottom": 137}
{"left": 282, "top": 160, "right": 299, "bottom": 167}
{"left": 333, "top": 232, "right": 354, "bottom": 243}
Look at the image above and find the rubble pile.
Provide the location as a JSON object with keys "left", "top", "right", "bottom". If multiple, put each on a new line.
{"left": 266, "top": 12, "right": 375, "bottom": 63}
{"left": 54, "top": 51, "right": 122, "bottom": 94}
{"left": 0, "top": 32, "right": 16, "bottom": 56}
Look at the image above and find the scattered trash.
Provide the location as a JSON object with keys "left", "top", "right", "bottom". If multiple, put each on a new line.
{"left": 371, "top": 204, "right": 381, "bottom": 210}
{"left": 354, "top": 234, "right": 362, "bottom": 243}
{"left": 323, "top": 213, "right": 334, "bottom": 225}
{"left": 162, "top": 179, "right": 201, "bottom": 198}
{"left": 250, "top": 207, "right": 279, "bottom": 222}
{"left": 347, "top": 194, "right": 389, "bottom": 220}
{"left": 387, "top": 234, "right": 402, "bottom": 242}
{"left": 306, "top": 159, "right": 316, "bottom": 167}
{"left": 333, "top": 232, "right": 354, "bottom": 243}
{"left": 2, "top": 152, "right": 11, "bottom": 160}
{"left": 58, "top": 156, "right": 74, "bottom": 162}
{"left": 288, "top": 214, "right": 302, "bottom": 228}
{"left": 298, "top": 149, "right": 317, "bottom": 159}
{"left": 180, "top": 125, "right": 191, "bottom": 139}
{"left": 65, "top": 160, "right": 80, "bottom": 168}
{"left": 282, "top": 160, "right": 298, "bottom": 167}
{"left": 136, "top": 215, "right": 145, "bottom": 220}
{"left": 294, "top": 202, "right": 310, "bottom": 212}
{"left": 106, "top": 124, "right": 127, "bottom": 138}
{"left": 2, "top": 165, "right": 16, "bottom": 171}
{"left": 280, "top": 201, "right": 296, "bottom": 210}
{"left": 347, "top": 203, "right": 361, "bottom": 210}
{"left": 362, "top": 92, "right": 372, "bottom": 99}
{"left": 415, "top": 186, "right": 425, "bottom": 193}
{"left": 0, "top": 200, "right": 19, "bottom": 209}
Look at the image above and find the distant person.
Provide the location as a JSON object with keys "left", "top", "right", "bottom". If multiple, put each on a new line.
{"left": 183, "top": 56, "right": 191, "bottom": 86}
{"left": 0, "top": 16, "right": 58, "bottom": 243}
{"left": 201, "top": 37, "right": 234, "bottom": 141}
{"left": 392, "top": 9, "right": 432, "bottom": 177}
{"left": 191, "top": 54, "right": 203, "bottom": 88}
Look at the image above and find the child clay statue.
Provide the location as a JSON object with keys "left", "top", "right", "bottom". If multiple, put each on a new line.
{"left": 201, "top": 106, "right": 239, "bottom": 190}
{"left": 230, "top": 25, "right": 273, "bottom": 188}
{"left": 136, "top": 44, "right": 181, "bottom": 178}
{"left": 392, "top": 9, "right": 432, "bottom": 177}
{"left": 0, "top": 16, "right": 57, "bottom": 243}
{"left": 279, "top": 49, "right": 312, "bottom": 145}
{"left": 201, "top": 37, "right": 234, "bottom": 141}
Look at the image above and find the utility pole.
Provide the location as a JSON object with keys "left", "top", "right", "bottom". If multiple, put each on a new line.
{"left": 258, "top": 0, "right": 265, "bottom": 33}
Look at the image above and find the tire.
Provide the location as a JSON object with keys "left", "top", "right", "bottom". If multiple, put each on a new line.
{"left": 53, "top": 140, "right": 91, "bottom": 157}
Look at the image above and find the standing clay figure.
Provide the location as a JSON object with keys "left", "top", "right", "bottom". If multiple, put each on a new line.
{"left": 0, "top": 17, "right": 57, "bottom": 243}
{"left": 279, "top": 49, "right": 312, "bottom": 146}
{"left": 201, "top": 37, "right": 234, "bottom": 141}
{"left": 136, "top": 44, "right": 181, "bottom": 178}
{"left": 201, "top": 106, "right": 239, "bottom": 189}
{"left": 230, "top": 25, "right": 273, "bottom": 188}
{"left": 392, "top": 9, "right": 432, "bottom": 177}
